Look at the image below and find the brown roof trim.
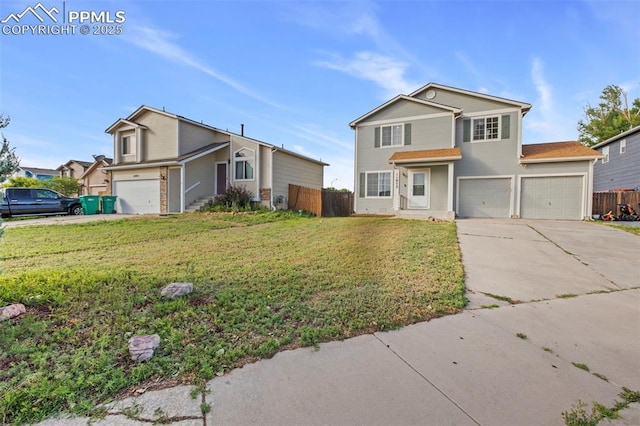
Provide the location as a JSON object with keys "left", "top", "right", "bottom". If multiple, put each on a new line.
{"left": 389, "top": 147, "right": 462, "bottom": 163}
{"left": 520, "top": 141, "right": 602, "bottom": 163}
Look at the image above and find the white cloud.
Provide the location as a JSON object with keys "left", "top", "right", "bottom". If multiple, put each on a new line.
{"left": 531, "top": 57, "right": 553, "bottom": 117}
{"left": 123, "top": 24, "right": 281, "bottom": 109}
{"left": 316, "top": 51, "right": 416, "bottom": 99}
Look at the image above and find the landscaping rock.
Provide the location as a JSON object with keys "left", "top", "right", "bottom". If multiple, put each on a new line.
{"left": 128, "top": 334, "right": 161, "bottom": 362}
{"left": 161, "top": 282, "right": 193, "bottom": 299}
{"left": 0, "top": 303, "right": 26, "bottom": 321}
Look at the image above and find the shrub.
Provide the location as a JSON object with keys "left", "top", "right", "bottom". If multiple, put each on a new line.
{"left": 210, "top": 185, "right": 254, "bottom": 211}
{"left": 2, "top": 176, "right": 80, "bottom": 196}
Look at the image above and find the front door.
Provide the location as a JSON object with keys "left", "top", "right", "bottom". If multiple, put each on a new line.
{"left": 216, "top": 163, "right": 227, "bottom": 194}
{"left": 408, "top": 170, "right": 429, "bottom": 209}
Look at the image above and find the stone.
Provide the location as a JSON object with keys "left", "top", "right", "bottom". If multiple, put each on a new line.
{"left": 128, "top": 334, "right": 161, "bottom": 362}
{"left": 161, "top": 282, "right": 193, "bottom": 299}
{"left": 0, "top": 303, "right": 26, "bottom": 321}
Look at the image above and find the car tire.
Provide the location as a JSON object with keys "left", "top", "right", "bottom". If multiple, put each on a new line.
{"left": 70, "top": 205, "right": 83, "bottom": 215}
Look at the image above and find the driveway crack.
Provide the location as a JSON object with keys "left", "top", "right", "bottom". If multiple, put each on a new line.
{"left": 373, "top": 334, "right": 482, "bottom": 426}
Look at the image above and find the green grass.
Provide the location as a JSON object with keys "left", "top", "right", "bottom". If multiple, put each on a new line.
{"left": 600, "top": 222, "right": 640, "bottom": 237}
{"left": 0, "top": 212, "right": 466, "bottom": 424}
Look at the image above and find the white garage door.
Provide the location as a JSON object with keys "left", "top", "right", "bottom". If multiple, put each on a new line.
{"left": 521, "top": 176, "right": 583, "bottom": 220}
{"left": 113, "top": 180, "right": 160, "bottom": 214}
{"left": 458, "top": 178, "right": 511, "bottom": 218}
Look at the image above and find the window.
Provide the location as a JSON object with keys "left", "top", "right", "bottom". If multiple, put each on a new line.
{"left": 463, "top": 115, "right": 510, "bottom": 142}
{"left": 366, "top": 171, "right": 391, "bottom": 197}
{"left": 234, "top": 148, "right": 255, "bottom": 180}
{"left": 620, "top": 139, "right": 626, "bottom": 154}
{"left": 602, "top": 146, "right": 609, "bottom": 163}
{"left": 473, "top": 117, "right": 499, "bottom": 141}
{"left": 34, "top": 189, "right": 58, "bottom": 199}
{"left": 122, "top": 135, "right": 135, "bottom": 155}
{"left": 381, "top": 124, "right": 403, "bottom": 147}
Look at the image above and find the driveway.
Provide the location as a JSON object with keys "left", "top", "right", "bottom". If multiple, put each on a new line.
{"left": 35, "top": 219, "right": 640, "bottom": 426}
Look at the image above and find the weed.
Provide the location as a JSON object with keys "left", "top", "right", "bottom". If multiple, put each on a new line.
{"left": 557, "top": 294, "right": 577, "bottom": 299}
{"left": 572, "top": 362, "right": 590, "bottom": 372}
{"left": 562, "top": 400, "right": 599, "bottom": 426}
{"left": 481, "top": 304, "right": 499, "bottom": 309}
{"left": 562, "top": 388, "right": 640, "bottom": 425}
{"left": 483, "top": 293, "right": 521, "bottom": 304}
{"left": 200, "top": 402, "right": 211, "bottom": 414}
{"left": 542, "top": 347, "right": 553, "bottom": 353}
{"left": 592, "top": 373, "right": 608, "bottom": 382}
{"left": 516, "top": 333, "right": 527, "bottom": 339}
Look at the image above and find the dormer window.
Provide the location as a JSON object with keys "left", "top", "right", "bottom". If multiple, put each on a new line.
{"left": 234, "top": 148, "right": 254, "bottom": 180}
{"left": 122, "top": 135, "right": 136, "bottom": 155}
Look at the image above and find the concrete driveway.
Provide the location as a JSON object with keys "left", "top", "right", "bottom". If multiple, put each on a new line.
{"left": 35, "top": 219, "right": 640, "bottom": 426}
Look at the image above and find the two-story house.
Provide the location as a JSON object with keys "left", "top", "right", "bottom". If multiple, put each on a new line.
{"left": 592, "top": 126, "right": 639, "bottom": 192}
{"left": 104, "top": 105, "right": 327, "bottom": 214}
{"left": 351, "top": 83, "right": 602, "bottom": 220}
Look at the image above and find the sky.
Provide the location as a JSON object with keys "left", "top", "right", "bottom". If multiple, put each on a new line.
{"left": 0, "top": 0, "right": 638, "bottom": 190}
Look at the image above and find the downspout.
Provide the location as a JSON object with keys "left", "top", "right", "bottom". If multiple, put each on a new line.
{"left": 180, "top": 165, "right": 185, "bottom": 213}
{"left": 256, "top": 141, "right": 261, "bottom": 203}
{"left": 270, "top": 147, "right": 277, "bottom": 209}
{"left": 353, "top": 126, "right": 358, "bottom": 212}
{"left": 587, "top": 158, "right": 597, "bottom": 220}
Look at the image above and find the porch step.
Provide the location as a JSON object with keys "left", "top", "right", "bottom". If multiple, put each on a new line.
{"left": 185, "top": 196, "right": 215, "bottom": 213}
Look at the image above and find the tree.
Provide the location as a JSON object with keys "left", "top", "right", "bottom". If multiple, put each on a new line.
{"left": 577, "top": 85, "right": 640, "bottom": 146}
{"left": 0, "top": 114, "right": 20, "bottom": 182}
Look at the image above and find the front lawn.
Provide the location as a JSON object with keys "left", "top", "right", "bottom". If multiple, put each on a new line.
{"left": 0, "top": 212, "right": 465, "bottom": 424}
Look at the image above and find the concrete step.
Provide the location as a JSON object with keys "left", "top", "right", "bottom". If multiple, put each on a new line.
{"left": 185, "top": 196, "right": 215, "bottom": 213}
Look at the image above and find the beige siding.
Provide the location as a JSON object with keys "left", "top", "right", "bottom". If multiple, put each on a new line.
{"left": 112, "top": 168, "right": 160, "bottom": 181}
{"left": 272, "top": 151, "right": 324, "bottom": 203}
{"left": 185, "top": 153, "right": 216, "bottom": 207}
{"left": 135, "top": 110, "right": 178, "bottom": 161}
{"left": 230, "top": 138, "right": 259, "bottom": 198}
{"left": 179, "top": 121, "right": 217, "bottom": 156}
{"left": 84, "top": 166, "right": 109, "bottom": 195}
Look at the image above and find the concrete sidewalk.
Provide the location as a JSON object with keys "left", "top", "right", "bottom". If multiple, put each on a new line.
{"left": 35, "top": 219, "right": 640, "bottom": 425}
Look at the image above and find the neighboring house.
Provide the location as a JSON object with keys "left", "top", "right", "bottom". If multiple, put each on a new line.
{"left": 592, "top": 126, "right": 639, "bottom": 191}
{"left": 350, "top": 83, "right": 602, "bottom": 220}
{"left": 10, "top": 166, "right": 59, "bottom": 181}
{"left": 57, "top": 159, "right": 92, "bottom": 195}
{"left": 104, "top": 105, "right": 327, "bottom": 214}
{"left": 79, "top": 155, "right": 113, "bottom": 195}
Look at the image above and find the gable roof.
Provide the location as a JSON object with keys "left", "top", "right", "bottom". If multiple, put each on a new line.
{"left": 389, "top": 148, "right": 462, "bottom": 164}
{"left": 592, "top": 126, "right": 640, "bottom": 149}
{"left": 520, "top": 141, "right": 602, "bottom": 163}
{"left": 106, "top": 105, "right": 328, "bottom": 166}
{"left": 409, "top": 82, "right": 532, "bottom": 113}
{"left": 349, "top": 95, "right": 462, "bottom": 128}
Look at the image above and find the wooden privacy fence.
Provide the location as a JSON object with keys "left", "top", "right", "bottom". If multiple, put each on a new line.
{"left": 592, "top": 191, "right": 640, "bottom": 215}
{"left": 288, "top": 184, "right": 354, "bottom": 217}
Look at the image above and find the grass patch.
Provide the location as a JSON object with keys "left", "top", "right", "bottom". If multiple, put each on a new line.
{"left": 516, "top": 333, "right": 527, "bottom": 340}
{"left": 481, "top": 304, "right": 499, "bottom": 309}
{"left": 482, "top": 292, "right": 521, "bottom": 304}
{"left": 0, "top": 213, "right": 465, "bottom": 424}
{"left": 602, "top": 223, "right": 640, "bottom": 237}
{"left": 592, "top": 372, "right": 608, "bottom": 382}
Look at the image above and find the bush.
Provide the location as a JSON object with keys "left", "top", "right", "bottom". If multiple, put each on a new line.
{"left": 210, "top": 185, "right": 254, "bottom": 211}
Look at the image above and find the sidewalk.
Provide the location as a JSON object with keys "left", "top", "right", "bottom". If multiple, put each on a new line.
{"left": 34, "top": 219, "right": 640, "bottom": 425}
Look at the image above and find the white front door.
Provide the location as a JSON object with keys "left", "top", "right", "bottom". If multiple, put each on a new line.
{"left": 408, "top": 170, "right": 429, "bottom": 209}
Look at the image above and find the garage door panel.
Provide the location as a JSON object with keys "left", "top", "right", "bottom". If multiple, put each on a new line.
{"left": 113, "top": 180, "right": 160, "bottom": 214}
{"left": 521, "top": 177, "right": 583, "bottom": 220}
{"left": 459, "top": 179, "right": 511, "bottom": 218}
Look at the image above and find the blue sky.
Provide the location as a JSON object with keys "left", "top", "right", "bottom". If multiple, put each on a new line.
{"left": 1, "top": 0, "right": 638, "bottom": 190}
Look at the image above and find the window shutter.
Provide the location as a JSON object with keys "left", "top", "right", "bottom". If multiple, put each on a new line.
{"left": 404, "top": 123, "right": 411, "bottom": 145}
{"left": 462, "top": 119, "right": 471, "bottom": 142}
{"left": 359, "top": 173, "right": 366, "bottom": 197}
{"left": 501, "top": 115, "right": 510, "bottom": 139}
{"left": 374, "top": 127, "right": 380, "bottom": 148}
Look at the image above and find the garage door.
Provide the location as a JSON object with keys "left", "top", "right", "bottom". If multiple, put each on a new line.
{"left": 113, "top": 180, "right": 160, "bottom": 214}
{"left": 458, "top": 178, "right": 511, "bottom": 218}
{"left": 521, "top": 176, "right": 583, "bottom": 220}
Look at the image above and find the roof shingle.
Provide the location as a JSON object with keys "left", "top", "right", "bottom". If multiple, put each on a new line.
{"left": 521, "top": 141, "right": 602, "bottom": 162}
{"left": 389, "top": 147, "right": 462, "bottom": 163}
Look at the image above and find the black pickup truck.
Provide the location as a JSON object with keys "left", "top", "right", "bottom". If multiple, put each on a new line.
{"left": 0, "top": 187, "right": 83, "bottom": 218}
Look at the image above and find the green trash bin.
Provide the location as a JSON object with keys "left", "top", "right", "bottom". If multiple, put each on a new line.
{"left": 79, "top": 195, "right": 100, "bottom": 215}
{"left": 100, "top": 195, "right": 117, "bottom": 214}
